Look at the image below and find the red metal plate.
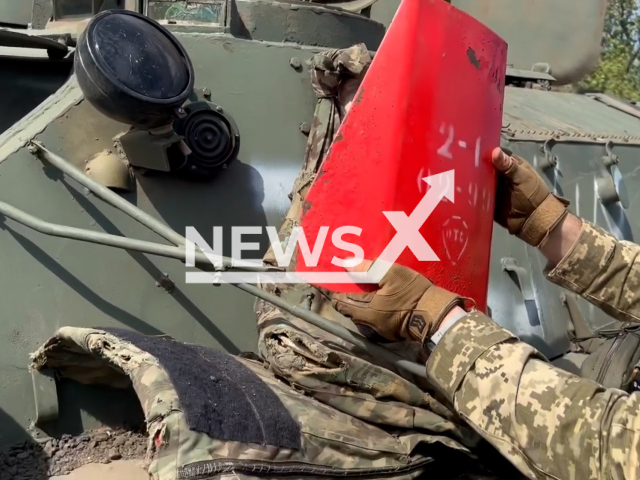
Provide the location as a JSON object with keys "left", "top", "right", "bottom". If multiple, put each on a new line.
{"left": 296, "top": 0, "right": 507, "bottom": 312}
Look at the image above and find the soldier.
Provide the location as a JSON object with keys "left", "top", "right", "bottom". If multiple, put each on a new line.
{"left": 331, "top": 147, "right": 640, "bottom": 480}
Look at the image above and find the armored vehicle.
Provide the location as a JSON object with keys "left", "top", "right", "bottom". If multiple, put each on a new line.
{"left": 0, "top": 0, "right": 632, "bottom": 459}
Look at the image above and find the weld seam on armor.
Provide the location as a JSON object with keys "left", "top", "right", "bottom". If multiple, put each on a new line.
{"left": 426, "top": 312, "right": 516, "bottom": 404}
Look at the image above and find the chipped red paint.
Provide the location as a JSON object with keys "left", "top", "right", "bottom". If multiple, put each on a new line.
{"left": 297, "top": 0, "right": 507, "bottom": 312}
{"left": 154, "top": 431, "right": 163, "bottom": 449}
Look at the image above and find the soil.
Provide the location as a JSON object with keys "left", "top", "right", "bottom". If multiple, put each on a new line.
{"left": 0, "top": 428, "right": 149, "bottom": 480}
{"left": 50, "top": 460, "right": 148, "bottom": 479}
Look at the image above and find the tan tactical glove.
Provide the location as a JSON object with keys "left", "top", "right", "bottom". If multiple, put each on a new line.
{"left": 332, "top": 263, "right": 467, "bottom": 345}
{"left": 494, "top": 147, "right": 570, "bottom": 248}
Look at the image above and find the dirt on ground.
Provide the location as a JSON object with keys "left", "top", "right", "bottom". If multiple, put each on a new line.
{"left": 50, "top": 460, "right": 148, "bottom": 479}
{"left": 0, "top": 428, "right": 149, "bottom": 480}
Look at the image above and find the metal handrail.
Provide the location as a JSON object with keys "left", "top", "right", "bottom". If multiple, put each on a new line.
{"left": 16, "top": 141, "right": 428, "bottom": 380}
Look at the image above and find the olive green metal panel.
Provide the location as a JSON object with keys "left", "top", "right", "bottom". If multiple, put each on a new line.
{"left": 0, "top": 0, "right": 635, "bottom": 447}
{"left": 361, "top": 0, "right": 398, "bottom": 28}
{"left": 452, "top": 0, "right": 606, "bottom": 85}
{"left": 490, "top": 139, "right": 640, "bottom": 359}
{"left": 503, "top": 88, "right": 640, "bottom": 140}
{"left": 369, "top": 0, "right": 605, "bottom": 85}
{"left": 0, "top": 35, "right": 326, "bottom": 446}
{"left": 232, "top": 0, "right": 385, "bottom": 49}
{"left": 0, "top": 0, "right": 34, "bottom": 26}
{"left": 492, "top": 87, "right": 640, "bottom": 359}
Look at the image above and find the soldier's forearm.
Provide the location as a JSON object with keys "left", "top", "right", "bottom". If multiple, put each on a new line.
{"left": 539, "top": 213, "right": 582, "bottom": 267}
{"left": 426, "top": 312, "right": 640, "bottom": 480}
{"left": 545, "top": 220, "right": 640, "bottom": 324}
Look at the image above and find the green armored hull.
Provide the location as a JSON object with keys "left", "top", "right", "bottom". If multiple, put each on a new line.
{"left": 0, "top": 0, "right": 633, "bottom": 464}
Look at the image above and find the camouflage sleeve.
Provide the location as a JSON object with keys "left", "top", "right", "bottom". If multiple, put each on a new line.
{"left": 426, "top": 311, "right": 640, "bottom": 480}
{"left": 545, "top": 220, "right": 640, "bottom": 323}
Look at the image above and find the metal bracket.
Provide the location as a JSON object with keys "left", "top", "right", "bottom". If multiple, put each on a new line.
{"left": 501, "top": 257, "right": 541, "bottom": 327}
{"left": 596, "top": 142, "right": 629, "bottom": 209}
{"left": 602, "top": 141, "right": 619, "bottom": 168}
{"left": 31, "top": 0, "right": 54, "bottom": 30}
{"left": 117, "top": 128, "right": 181, "bottom": 172}
{"left": 31, "top": 368, "right": 59, "bottom": 424}
{"left": 539, "top": 138, "right": 558, "bottom": 171}
{"left": 560, "top": 291, "right": 594, "bottom": 340}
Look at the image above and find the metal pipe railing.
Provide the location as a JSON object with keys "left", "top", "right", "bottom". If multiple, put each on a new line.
{"left": 21, "top": 141, "right": 428, "bottom": 380}
{"left": 30, "top": 141, "right": 187, "bottom": 246}
{"left": 0, "top": 200, "right": 275, "bottom": 271}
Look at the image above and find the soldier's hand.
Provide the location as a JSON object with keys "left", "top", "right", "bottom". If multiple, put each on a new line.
{"left": 332, "top": 261, "right": 466, "bottom": 345}
{"left": 491, "top": 147, "right": 570, "bottom": 248}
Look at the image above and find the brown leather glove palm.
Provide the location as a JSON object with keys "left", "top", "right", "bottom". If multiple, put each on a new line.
{"left": 494, "top": 148, "right": 570, "bottom": 247}
{"left": 332, "top": 264, "right": 466, "bottom": 346}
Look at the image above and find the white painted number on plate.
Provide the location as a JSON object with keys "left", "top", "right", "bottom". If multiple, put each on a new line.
{"left": 437, "top": 123, "right": 454, "bottom": 159}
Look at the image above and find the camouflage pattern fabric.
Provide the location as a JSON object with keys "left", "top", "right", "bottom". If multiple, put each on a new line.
{"left": 254, "top": 289, "right": 527, "bottom": 480}
{"left": 293, "top": 43, "right": 371, "bottom": 199}
{"left": 545, "top": 221, "right": 640, "bottom": 323}
{"left": 574, "top": 322, "right": 640, "bottom": 390}
{"left": 259, "top": 41, "right": 432, "bottom": 393}
{"left": 426, "top": 220, "right": 640, "bottom": 480}
{"left": 31, "top": 327, "right": 464, "bottom": 480}
{"left": 551, "top": 221, "right": 640, "bottom": 390}
{"left": 255, "top": 290, "right": 475, "bottom": 447}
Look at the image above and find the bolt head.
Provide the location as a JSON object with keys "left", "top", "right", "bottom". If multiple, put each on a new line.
{"left": 289, "top": 57, "right": 302, "bottom": 69}
{"left": 299, "top": 122, "right": 311, "bottom": 134}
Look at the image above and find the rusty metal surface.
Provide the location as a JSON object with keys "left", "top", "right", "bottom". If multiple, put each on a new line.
{"left": 502, "top": 87, "right": 640, "bottom": 143}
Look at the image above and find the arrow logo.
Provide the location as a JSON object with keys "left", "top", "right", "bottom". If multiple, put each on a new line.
{"left": 354, "top": 170, "right": 454, "bottom": 283}
{"left": 185, "top": 170, "right": 454, "bottom": 285}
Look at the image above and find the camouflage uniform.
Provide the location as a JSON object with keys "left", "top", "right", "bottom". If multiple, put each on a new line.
{"left": 254, "top": 40, "right": 640, "bottom": 480}
{"left": 31, "top": 326, "right": 502, "bottom": 480}
{"left": 426, "top": 220, "right": 640, "bottom": 480}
